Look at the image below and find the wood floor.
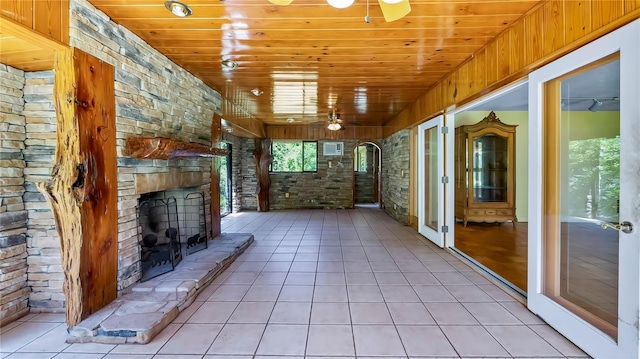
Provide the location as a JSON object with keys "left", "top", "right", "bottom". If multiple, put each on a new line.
{"left": 454, "top": 222, "right": 528, "bottom": 292}
{"left": 454, "top": 221, "right": 618, "bottom": 330}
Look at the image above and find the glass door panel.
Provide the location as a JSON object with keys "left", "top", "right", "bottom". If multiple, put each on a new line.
{"left": 219, "top": 143, "right": 232, "bottom": 216}
{"left": 423, "top": 127, "right": 439, "bottom": 230}
{"left": 543, "top": 56, "right": 620, "bottom": 338}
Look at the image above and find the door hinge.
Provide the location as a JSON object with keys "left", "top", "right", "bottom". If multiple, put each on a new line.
{"left": 441, "top": 176, "right": 449, "bottom": 184}
{"left": 441, "top": 225, "right": 449, "bottom": 233}
{"left": 441, "top": 126, "right": 449, "bottom": 134}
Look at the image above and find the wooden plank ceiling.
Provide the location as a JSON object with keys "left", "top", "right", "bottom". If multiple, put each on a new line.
{"left": 88, "top": 0, "right": 542, "bottom": 128}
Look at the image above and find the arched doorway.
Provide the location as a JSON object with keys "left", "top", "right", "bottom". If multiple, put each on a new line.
{"left": 352, "top": 141, "right": 382, "bottom": 208}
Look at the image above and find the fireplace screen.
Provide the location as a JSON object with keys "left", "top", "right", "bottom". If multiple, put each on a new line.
{"left": 184, "top": 192, "right": 208, "bottom": 255}
{"left": 137, "top": 196, "right": 182, "bottom": 282}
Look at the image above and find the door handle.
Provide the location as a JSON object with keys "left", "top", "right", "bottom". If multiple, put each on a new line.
{"left": 601, "top": 221, "right": 634, "bottom": 234}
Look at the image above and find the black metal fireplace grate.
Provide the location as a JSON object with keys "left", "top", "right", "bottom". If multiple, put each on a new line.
{"left": 137, "top": 196, "right": 182, "bottom": 282}
{"left": 184, "top": 192, "right": 208, "bottom": 255}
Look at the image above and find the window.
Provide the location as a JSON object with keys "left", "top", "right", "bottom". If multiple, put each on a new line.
{"left": 271, "top": 141, "right": 317, "bottom": 172}
{"left": 354, "top": 145, "right": 367, "bottom": 172}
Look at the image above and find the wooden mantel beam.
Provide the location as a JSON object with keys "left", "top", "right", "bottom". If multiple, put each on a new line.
{"left": 124, "top": 137, "right": 229, "bottom": 159}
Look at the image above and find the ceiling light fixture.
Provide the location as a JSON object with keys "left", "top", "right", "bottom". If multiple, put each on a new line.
{"left": 327, "top": 108, "right": 342, "bottom": 131}
{"left": 327, "top": 0, "right": 355, "bottom": 9}
{"left": 164, "top": 1, "right": 193, "bottom": 17}
{"left": 221, "top": 59, "right": 238, "bottom": 70}
{"left": 251, "top": 88, "right": 264, "bottom": 96}
{"left": 588, "top": 99, "right": 603, "bottom": 112}
{"left": 287, "top": 118, "right": 295, "bottom": 123}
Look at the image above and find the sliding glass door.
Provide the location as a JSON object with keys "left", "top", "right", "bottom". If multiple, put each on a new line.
{"left": 417, "top": 115, "right": 445, "bottom": 247}
{"left": 528, "top": 19, "right": 639, "bottom": 358}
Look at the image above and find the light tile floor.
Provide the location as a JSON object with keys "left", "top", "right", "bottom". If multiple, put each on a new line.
{"left": 0, "top": 208, "right": 589, "bottom": 358}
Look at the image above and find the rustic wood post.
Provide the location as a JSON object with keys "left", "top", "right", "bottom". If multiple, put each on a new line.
{"left": 37, "top": 48, "right": 117, "bottom": 326}
{"left": 253, "top": 138, "right": 272, "bottom": 212}
{"left": 210, "top": 114, "right": 222, "bottom": 237}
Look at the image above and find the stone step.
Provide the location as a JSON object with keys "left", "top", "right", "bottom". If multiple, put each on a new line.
{"left": 67, "top": 233, "right": 253, "bottom": 344}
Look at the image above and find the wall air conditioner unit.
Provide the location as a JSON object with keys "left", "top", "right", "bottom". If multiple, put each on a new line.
{"left": 323, "top": 142, "right": 343, "bottom": 156}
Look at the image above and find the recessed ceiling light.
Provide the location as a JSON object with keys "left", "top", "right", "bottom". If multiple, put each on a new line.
{"left": 251, "top": 88, "right": 263, "bottom": 96}
{"left": 164, "top": 1, "right": 193, "bottom": 17}
{"left": 327, "top": 0, "right": 355, "bottom": 9}
{"left": 221, "top": 59, "right": 238, "bottom": 70}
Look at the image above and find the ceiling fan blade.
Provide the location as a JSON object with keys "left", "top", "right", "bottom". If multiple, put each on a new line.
{"left": 378, "top": 0, "right": 411, "bottom": 22}
{"left": 267, "top": 0, "right": 294, "bottom": 5}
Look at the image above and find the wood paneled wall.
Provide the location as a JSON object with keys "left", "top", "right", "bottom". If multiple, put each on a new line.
{"left": 0, "top": 0, "right": 69, "bottom": 71}
{"left": 0, "top": 0, "right": 69, "bottom": 44}
{"left": 221, "top": 99, "right": 267, "bottom": 138}
{"left": 267, "top": 126, "right": 383, "bottom": 140}
{"left": 383, "top": 0, "right": 640, "bottom": 136}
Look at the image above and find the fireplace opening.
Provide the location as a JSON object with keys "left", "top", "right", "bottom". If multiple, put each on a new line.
{"left": 136, "top": 189, "right": 209, "bottom": 282}
{"left": 184, "top": 192, "right": 208, "bottom": 255}
{"left": 137, "top": 196, "right": 182, "bottom": 282}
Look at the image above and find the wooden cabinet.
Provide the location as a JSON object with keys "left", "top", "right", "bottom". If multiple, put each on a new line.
{"left": 455, "top": 111, "right": 517, "bottom": 226}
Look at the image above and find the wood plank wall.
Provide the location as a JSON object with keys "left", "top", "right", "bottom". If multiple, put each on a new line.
{"left": 221, "top": 99, "right": 267, "bottom": 138}
{"left": 267, "top": 126, "right": 383, "bottom": 140}
{"left": 0, "top": 0, "right": 69, "bottom": 71}
{"left": 383, "top": 0, "right": 640, "bottom": 136}
{"left": 0, "top": 0, "right": 69, "bottom": 44}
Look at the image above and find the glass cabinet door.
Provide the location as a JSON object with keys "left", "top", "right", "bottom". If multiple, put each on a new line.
{"left": 471, "top": 133, "right": 508, "bottom": 203}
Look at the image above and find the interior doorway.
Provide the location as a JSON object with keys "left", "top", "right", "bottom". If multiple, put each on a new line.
{"left": 353, "top": 142, "right": 381, "bottom": 207}
{"left": 219, "top": 142, "right": 232, "bottom": 216}
{"left": 447, "top": 81, "right": 530, "bottom": 294}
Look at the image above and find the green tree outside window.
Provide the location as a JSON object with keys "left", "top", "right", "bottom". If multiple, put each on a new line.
{"left": 271, "top": 140, "right": 317, "bottom": 172}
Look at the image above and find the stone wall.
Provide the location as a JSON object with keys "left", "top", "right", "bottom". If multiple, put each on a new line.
{"left": 22, "top": 71, "right": 63, "bottom": 311}
{"left": 0, "top": 64, "right": 30, "bottom": 323}
{"left": 382, "top": 130, "right": 410, "bottom": 224}
{"left": 354, "top": 144, "right": 375, "bottom": 203}
{"left": 240, "top": 138, "right": 257, "bottom": 210}
{"left": 221, "top": 133, "right": 244, "bottom": 213}
{"left": 69, "top": 0, "right": 221, "bottom": 291}
{"left": 269, "top": 140, "right": 357, "bottom": 210}
{"left": 5, "top": 0, "right": 225, "bottom": 305}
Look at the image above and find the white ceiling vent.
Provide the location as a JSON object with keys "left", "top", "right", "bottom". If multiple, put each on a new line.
{"left": 323, "top": 142, "right": 343, "bottom": 156}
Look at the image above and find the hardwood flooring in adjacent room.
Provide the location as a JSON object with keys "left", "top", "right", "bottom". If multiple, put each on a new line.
{"left": 454, "top": 222, "right": 528, "bottom": 292}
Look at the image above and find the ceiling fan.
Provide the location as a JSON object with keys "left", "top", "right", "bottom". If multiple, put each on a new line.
{"left": 267, "top": 0, "right": 411, "bottom": 23}
{"left": 326, "top": 108, "right": 344, "bottom": 131}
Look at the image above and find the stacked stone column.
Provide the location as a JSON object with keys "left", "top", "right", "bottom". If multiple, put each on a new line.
{"left": 0, "top": 64, "right": 30, "bottom": 324}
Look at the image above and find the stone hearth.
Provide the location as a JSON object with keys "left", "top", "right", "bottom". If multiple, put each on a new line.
{"left": 67, "top": 233, "right": 253, "bottom": 344}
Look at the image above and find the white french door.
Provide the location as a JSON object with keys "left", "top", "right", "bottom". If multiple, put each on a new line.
{"left": 417, "top": 115, "right": 445, "bottom": 247}
{"left": 528, "top": 19, "right": 640, "bottom": 358}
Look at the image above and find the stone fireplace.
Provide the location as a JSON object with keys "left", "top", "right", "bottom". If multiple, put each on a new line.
{"left": 1, "top": 0, "right": 225, "bottom": 319}
{"left": 117, "top": 169, "right": 213, "bottom": 289}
